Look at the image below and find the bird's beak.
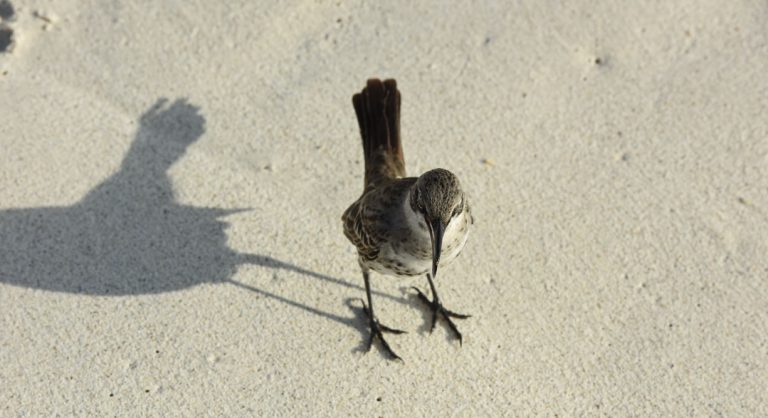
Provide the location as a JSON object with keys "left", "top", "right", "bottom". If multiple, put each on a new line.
{"left": 428, "top": 218, "right": 445, "bottom": 278}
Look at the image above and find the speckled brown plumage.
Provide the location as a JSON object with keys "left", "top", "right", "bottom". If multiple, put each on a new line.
{"left": 342, "top": 177, "right": 416, "bottom": 265}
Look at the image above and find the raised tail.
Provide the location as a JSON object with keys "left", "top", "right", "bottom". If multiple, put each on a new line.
{"left": 352, "top": 78, "right": 405, "bottom": 187}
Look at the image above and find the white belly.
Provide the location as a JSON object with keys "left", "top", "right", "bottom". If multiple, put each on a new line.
{"left": 366, "top": 206, "right": 470, "bottom": 278}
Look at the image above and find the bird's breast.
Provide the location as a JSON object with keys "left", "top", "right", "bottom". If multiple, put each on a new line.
{"left": 366, "top": 209, "right": 470, "bottom": 278}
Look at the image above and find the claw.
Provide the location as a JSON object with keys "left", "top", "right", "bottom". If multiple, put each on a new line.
{"left": 359, "top": 300, "right": 405, "bottom": 360}
{"left": 379, "top": 323, "right": 406, "bottom": 334}
{"left": 377, "top": 332, "right": 402, "bottom": 361}
{"left": 411, "top": 286, "right": 470, "bottom": 344}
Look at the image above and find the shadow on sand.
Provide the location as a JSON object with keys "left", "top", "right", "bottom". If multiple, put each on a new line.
{"left": 0, "top": 98, "right": 393, "bottom": 336}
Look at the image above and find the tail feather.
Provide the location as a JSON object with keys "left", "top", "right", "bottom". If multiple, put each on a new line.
{"left": 352, "top": 78, "right": 405, "bottom": 187}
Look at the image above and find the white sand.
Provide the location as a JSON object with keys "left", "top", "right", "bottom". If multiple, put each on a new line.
{"left": 1, "top": 0, "right": 767, "bottom": 415}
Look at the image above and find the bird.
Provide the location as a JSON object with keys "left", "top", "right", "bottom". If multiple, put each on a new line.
{"left": 342, "top": 79, "right": 473, "bottom": 360}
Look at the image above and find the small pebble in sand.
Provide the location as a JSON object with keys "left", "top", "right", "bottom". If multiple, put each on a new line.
{"left": 32, "top": 10, "right": 52, "bottom": 23}
{"left": 481, "top": 158, "right": 495, "bottom": 167}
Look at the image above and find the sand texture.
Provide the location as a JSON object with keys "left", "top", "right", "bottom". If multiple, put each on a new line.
{"left": 1, "top": 0, "right": 767, "bottom": 416}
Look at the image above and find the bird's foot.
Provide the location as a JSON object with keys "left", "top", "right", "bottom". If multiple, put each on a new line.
{"left": 360, "top": 300, "right": 405, "bottom": 361}
{"left": 411, "top": 287, "right": 471, "bottom": 345}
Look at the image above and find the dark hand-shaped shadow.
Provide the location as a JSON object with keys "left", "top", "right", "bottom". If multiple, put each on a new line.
{"left": 0, "top": 98, "right": 403, "bottom": 336}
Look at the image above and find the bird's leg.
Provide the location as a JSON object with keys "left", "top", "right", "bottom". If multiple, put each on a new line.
{"left": 412, "top": 273, "right": 471, "bottom": 345}
{"left": 361, "top": 270, "right": 405, "bottom": 360}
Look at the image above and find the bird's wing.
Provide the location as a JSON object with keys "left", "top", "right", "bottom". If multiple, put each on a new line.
{"left": 342, "top": 198, "right": 381, "bottom": 262}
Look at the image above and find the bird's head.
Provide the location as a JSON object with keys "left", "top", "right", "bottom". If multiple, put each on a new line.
{"left": 409, "top": 168, "right": 466, "bottom": 278}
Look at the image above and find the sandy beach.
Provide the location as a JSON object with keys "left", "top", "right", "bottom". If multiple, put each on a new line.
{"left": 1, "top": 0, "right": 767, "bottom": 415}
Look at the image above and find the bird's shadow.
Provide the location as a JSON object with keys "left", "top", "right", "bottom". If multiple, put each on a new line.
{"left": 0, "top": 98, "right": 405, "bottom": 340}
